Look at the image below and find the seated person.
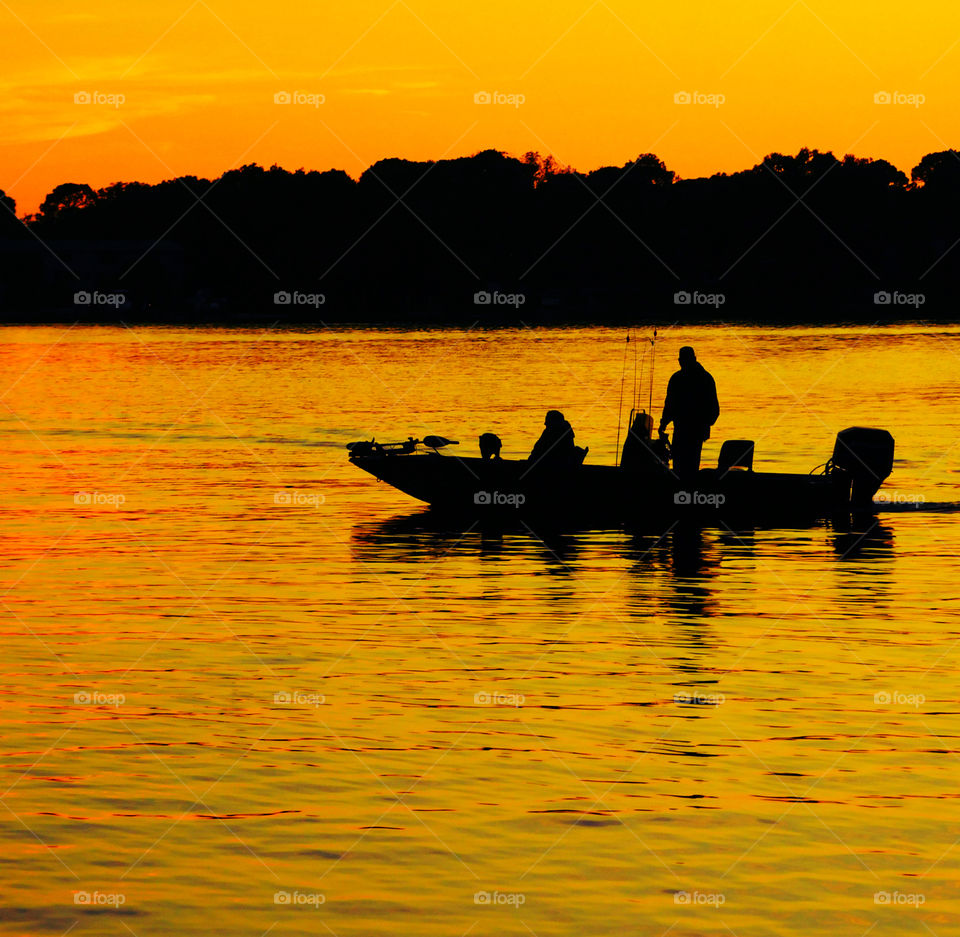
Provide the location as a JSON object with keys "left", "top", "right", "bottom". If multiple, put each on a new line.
{"left": 528, "top": 410, "right": 577, "bottom": 466}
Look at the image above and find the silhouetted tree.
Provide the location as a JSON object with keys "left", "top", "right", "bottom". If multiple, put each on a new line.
{"left": 624, "top": 153, "right": 675, "bottom": 186}
{"left": 839, "top": 154, "right": 907, "bottom": 189}
{"left": 911, "top": 151, "right": 960, "bottom": 193}
{"left": 39, "top": 182, "right": 99, "bottom": 217}
{"left": 522, "top": 151, "right": 568, "bottom": 186}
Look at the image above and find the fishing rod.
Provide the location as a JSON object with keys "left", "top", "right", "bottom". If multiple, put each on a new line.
{"left": 634, "top": 328, "right": 657, "bottom": 420}
{"left": 616, "top": 326, "right": 659, "bottom": 466}
{"left": 614, "top": 331, "right": 630, "bottom": 467}
{"left": 648, "top": 328, "right": 657, "bottom": 419}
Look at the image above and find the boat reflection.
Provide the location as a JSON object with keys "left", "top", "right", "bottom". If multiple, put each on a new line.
{"left": 351, "top": 511, "right": 893, "bottom": 612}
{"left": 832, "top": 513, "right": 895, "bottom": 560}
{"left": 350, "top": 510, "right": 898, "bottom": 695}
{"left": 352, "top": 510, "right": 892, "bottom": 567}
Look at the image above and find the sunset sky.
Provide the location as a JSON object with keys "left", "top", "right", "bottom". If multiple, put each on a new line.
{"left": 3, "top": 0, "right": 959, "bottom": 214}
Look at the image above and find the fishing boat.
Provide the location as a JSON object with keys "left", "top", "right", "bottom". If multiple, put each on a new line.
{"left": 347, "top": 334, "right": 895, "bottom": 522}
{"left": 347, "top": 418, "right": 894, "bottom": 521}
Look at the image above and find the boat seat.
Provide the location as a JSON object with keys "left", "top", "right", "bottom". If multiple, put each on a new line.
{"left": 718, "top": 439, "right": 754, "bottom": 474}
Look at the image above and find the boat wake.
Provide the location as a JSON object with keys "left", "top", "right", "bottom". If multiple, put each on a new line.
{"left": 874, "top": 500, "right": 960, "bottom": 513}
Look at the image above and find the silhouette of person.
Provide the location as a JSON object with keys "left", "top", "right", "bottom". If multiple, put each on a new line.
{"left": 529, "top": 410, "right": 576, "bottom": 465}
{"left": 658, "top": 347, "right": 719, "bottom": 480}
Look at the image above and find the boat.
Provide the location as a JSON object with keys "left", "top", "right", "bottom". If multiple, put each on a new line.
{"left": 347, "top": 417, "right": 895, "bottom": 522}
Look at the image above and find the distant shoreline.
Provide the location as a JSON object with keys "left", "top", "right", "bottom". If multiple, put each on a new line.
{"left": 3, "top": 149, "right": 958, "bottom": 324}
{"left": 1, "top": 313, "right": 954, "bottom": 329}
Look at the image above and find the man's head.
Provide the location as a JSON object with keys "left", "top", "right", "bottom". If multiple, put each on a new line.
{"left": 678, "top": 346, "right": 697, "bottom": 370}
{"left": 545, "top": 409, "right": 565, "bottom": 427}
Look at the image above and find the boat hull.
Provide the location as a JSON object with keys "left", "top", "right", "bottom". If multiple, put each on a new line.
{"left": 349, "top": 453, "right": 852, "bottom": 521}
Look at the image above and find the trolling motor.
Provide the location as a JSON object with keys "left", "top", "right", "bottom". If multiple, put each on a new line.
{"left": 826, "top": 427, "right": 895, "bottom": 507}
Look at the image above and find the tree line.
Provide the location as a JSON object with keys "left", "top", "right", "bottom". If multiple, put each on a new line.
{"left": 1, "top": 147, "right": 958, "bottom": 322}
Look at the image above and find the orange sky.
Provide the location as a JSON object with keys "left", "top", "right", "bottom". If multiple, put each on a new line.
{"left": 2, "top": 0, "right": 959, "bottom": 215}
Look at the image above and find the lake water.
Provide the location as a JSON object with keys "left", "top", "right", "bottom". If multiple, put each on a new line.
{"left": 2, "top": 323, "right": 960, "bottom": 937}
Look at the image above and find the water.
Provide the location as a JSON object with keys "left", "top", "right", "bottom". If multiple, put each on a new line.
{"left": 2, "top": 323, "right": 959, "bottom": 936}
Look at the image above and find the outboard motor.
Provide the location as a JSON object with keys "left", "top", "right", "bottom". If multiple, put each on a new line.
{"left": 829, "top": 427, "right": 894, "bottom": 507}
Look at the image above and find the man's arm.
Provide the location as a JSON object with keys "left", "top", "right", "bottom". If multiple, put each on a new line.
{"left": 706, "top": 374, "right": 720, "bottom": 426}
{"left": 658, "top": 375, "right": 676, "bottom": 432}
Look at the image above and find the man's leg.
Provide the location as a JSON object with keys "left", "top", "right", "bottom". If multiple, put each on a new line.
{"left": 671, "top": 427, "right": 703, "bottom": 483}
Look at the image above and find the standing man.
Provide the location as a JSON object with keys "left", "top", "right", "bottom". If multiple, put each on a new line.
{"left": 658, "top": 346, "right": 720, "bottom": 480}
